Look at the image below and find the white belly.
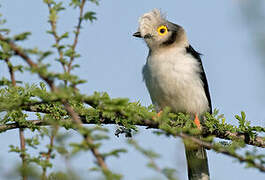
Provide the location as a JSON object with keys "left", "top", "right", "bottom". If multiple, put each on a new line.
{"left": 143, "top": 48, "right": 209, "bottom": 115}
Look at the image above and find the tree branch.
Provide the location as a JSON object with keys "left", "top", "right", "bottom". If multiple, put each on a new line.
{"left": 3, "top": 57, "right": 27, "bottom": 180}
{"left": 47, "top": 2, "right": 67, "bottom": 73}
{"left": 1, "top": 118, "right": 264, "bottom": 172}
{"left": 19, "top": 129, "right": 27, "bottom": 180}
{"left": 179, "top": 133, "right": 265, "bottom": 172}
{"left": 4, "top": 58, "right": 16, "bottom": 86}
{"left": 18, "top": 102, "right": 265, "bottom": 149}
{"left": 2, "top": 93, "right": 265, "bottom": 149}
{"left": 41, "top": 126, "right": 57, "bottom": 180}
{"left": 63, "top": 103, "right": 109, "bottom": 172}
{"left": 67, "top": 0, "right": 86, "bottom": 73}
{"left": 1, "top": 116, "right": 264, "bottom": 148}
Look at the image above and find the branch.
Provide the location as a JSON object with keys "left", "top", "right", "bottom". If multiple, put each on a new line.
{"left": 1, "top": 116, "right": 265, "bottom": 148}
{"left": 3, "top": 57, "right": 27, "bottom": 180}
{"left": 2, "top": 94, "right": 265, "bottom": 149}
{"left": 47, "top": 2, "right": 67, "bottom": 73}
{"left": 4, "top": 58, "right": 16, "bottom": 86}
{"left": 19, "top": 105, "right": 265, "bottom": 148}
{"left": 67, "top": 0, "right": 86, "bottom": 73}
{"left": 63, "top": 102, "right": 109, "bottom": 173}
{"left": 128, "top": 139, "right": 177, "bottom": 179}
{"left": 2, "top": 118, "right": 264, "bottom": 172}
{"left": 19, "top": 129, "right": 27, "bottom": 180}
{"left": 179, "top": 133, "right": 265, "bottom": 172}
{"left": 41, "top": 126, "right": 57, "bottom": 180}
{"left": 212, "top": 130, "right": 265, "bottom": 149}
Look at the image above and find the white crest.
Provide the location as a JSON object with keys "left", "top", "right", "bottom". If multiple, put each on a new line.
{"left": 138, "top": 9, "right": 166, "bottom": 37}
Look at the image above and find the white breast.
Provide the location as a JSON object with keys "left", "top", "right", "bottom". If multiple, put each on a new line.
{"left": 143, "top": 47, "right": 209, "bottom": 115}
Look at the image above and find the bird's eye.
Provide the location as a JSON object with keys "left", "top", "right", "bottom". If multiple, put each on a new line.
{"left": 157, "top": 25, "right": 168, "bottom": 36}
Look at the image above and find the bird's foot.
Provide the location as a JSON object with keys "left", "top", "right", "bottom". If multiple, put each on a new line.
{"left": 194, "top": 114, "right": 201, "bottom": 129}
{"left": 152, "top": 110, "right": 163, "bottom": 120}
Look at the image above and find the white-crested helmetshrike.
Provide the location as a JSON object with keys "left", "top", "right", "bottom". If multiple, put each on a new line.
{"left": 133, "top": 9, "right": 212, "bottom": 180}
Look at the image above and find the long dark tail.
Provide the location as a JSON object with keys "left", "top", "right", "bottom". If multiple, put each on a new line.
{"left": 184, "top": 144, "right": 210, "bottom": 180}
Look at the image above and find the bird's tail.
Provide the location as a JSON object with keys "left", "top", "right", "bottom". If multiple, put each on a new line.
{"left": 184, "top": 143, "right": 210, "bottom": 180}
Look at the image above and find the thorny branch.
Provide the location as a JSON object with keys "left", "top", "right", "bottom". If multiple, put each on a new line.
{"left": 0, "top": 33, "right": 110, "bottom": 175}
{"left": 1, "top": 117, "right": 265, "bottom": 173}
{"left": 1, "top": 116, "right": 265, "bottom": 148}
{"left": 8, "top": 100, "right": 265, "bottom": 149}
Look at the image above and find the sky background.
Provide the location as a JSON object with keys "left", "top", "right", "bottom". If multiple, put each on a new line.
{"left": 0, "top": 0, "right": 265, "bottom": 179}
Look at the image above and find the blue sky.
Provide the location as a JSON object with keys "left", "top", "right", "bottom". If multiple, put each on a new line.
{"left": 0, "top": 0, "right": 265, "bottom": 179}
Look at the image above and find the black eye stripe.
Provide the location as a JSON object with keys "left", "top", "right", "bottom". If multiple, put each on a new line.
{"left": 162, "top": 31, "right": 177, "bottom": 45}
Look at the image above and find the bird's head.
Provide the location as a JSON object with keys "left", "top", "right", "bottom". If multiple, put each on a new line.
{"left": 133, "top": 9, "right": 188, "bottom": 50}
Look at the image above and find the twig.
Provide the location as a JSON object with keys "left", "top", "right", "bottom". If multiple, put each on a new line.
{"left": 47, "top": 3, "right": 66, "bottom": 73}
{"left": 63, "top": 103, "right": 109, "bottom": 172}
{"left": 19, "top": 128, "right": 27, "bottom": 180}
{"left": 179, "top": 133, "right": 265, "bottom": 172}
{"left": 67, "top": 0, "right": 86, "bottom": 73}
{"left": 41, "top": 126, "right": 58, "bottom": 180}
{"left": 128, "top": 139, "right": 176, "bottom": 179}
{"left": 4, "top": 58, "right": 27, "bottom": 180}
{"left": 4, "top": 58, "right": 16, "bottom": 86}
{"left": 212, "top": 130, "right": 265, "bottom": 149}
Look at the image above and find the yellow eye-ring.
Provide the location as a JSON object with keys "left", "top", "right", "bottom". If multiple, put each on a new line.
{"left": 157, "top": 25, "right": 168, "bottom": 36}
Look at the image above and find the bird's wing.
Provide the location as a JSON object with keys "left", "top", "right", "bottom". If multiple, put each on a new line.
{"left": 186, "top": 45, "right": 212, "bottom": 114}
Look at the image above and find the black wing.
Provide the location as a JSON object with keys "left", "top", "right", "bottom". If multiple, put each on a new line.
{"left": 186, "top": 45, "right": 212, "bottom": 114}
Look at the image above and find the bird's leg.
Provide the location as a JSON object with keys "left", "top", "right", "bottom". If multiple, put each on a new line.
{"left": 152, "top": 110, "right": 163, "bottom": 120}
{"left": 157, "top": 110, "right": 163, "bottom": 117}
{"left": 194, "top": 114, "right": 201, "bottom": 129}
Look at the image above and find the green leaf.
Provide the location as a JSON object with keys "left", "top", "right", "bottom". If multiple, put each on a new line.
{"left": 69, "top": 0, "right": 81, "bottom": 8}
{"left": 59, "top": 32, "right": 69, "bottom": 40}
{"left": 13, "top": 32, "right": 31, "bottom": 41}
{"left": 83, "top": 11, "right": 97, "bottom": 22}
{"left": 0, "top": 28, "right": 10, "bottom": 34}
{"left": 241, "top": 111, "right": 246, "bottom": 121}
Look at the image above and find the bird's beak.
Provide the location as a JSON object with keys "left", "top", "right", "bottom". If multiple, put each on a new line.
{"left": 133, "top": 31, "right": 142, "bottom": 38}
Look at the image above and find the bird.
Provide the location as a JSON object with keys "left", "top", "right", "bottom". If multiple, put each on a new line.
{"left": 133, "top": 9, "right": 212, "bottom": 180}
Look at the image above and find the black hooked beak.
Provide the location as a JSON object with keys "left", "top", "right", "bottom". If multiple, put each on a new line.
{"left": 133, "top": 31, "right": 142, "bottom": 38}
